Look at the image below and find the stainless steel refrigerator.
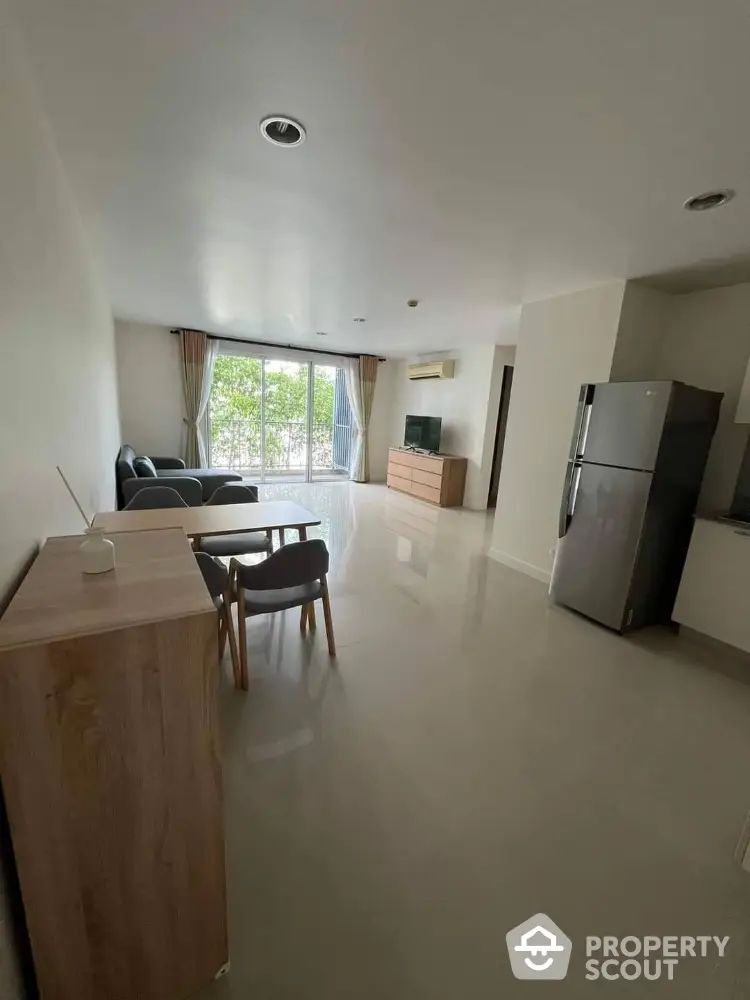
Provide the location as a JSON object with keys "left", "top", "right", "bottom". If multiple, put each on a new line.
{"left": 550, "top": 380, "right": 722, "bottom": 632}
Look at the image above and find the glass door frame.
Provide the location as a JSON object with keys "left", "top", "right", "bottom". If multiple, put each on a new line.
{"left": 209, "top": 348, "right": 349, "bottom": 484}
{"left": 305, "top": 363, "right": 314, "bottom": 482}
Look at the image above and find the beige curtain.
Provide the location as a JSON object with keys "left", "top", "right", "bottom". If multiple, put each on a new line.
{"left": 344, "top": 355, "right": 378, "bottom": 482}
{"left": 178, "top": 329, "right": 218, "bottom": 468}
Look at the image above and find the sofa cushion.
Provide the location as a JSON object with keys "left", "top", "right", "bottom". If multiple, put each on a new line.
{"left": 134, "top": 456, "right": 158, "bottom": 477}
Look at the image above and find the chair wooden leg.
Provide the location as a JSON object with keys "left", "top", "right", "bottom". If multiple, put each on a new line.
{"left": 300, "top": 605, "right": 308, "bottom": 634}
{"left": 218, "top": 615, "right": 228, "bottom": 659}
{"left": 322, "top": 584, "right": 337, "bottom": 658}
{"left": 307, "top": 602, "right": 317, "bottom": 632}
{"left": 237, "top": 587, "right": 249, "bottom": 691}
{"left": 223, "top": 600, "right": 241, "bottom": 691}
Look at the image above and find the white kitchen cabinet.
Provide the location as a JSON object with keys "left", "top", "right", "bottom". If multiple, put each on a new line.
{"left": 673, "top": 518, "right": 750, "bottom": 653}
{"left": 736, "top": 359, "right": 750, "bottom": 423}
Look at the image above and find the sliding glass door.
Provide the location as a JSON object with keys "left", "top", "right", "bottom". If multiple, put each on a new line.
{"left": 209, "top": 352, "right": 353, "bottom": 483}
{"left": 263, "top": 359, "right": 308, "bottom": 481}
{"left": 209, "top": 355, "right": 262, "bottom": 474}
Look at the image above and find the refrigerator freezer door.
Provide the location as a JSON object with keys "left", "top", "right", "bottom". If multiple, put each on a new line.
{"left": 550, "top": 463, "right": 653, "bottom": 630}
{"left": 582, "top": 381, "right": 672, "bottom": 472}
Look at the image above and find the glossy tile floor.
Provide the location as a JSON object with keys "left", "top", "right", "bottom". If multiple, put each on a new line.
{"left": 199, "top": 482, "right": 750, "bottom": 999}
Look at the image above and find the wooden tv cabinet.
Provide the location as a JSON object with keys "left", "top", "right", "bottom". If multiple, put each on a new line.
{"left": 387, "top": 447, "right": 467, "bottom": 507}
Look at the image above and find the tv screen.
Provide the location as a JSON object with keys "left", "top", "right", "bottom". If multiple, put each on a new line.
{"left": 404, "top": 415, "right": 442, "bottom": 453}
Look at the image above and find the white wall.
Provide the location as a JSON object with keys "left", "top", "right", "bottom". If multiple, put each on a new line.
{"left": 115, "top": 321, "right": 397, "bottom": 479}
{"left": 390, "top": 346, "right": 515, "bottom": 510}
{"left": 653, "top": 284, "right": 750, "bottom": 513}
{"left": 0, "top": 15, "right": 120, "bottom": 595}
{"left": 368, "top": 359, "right": 397, "bottom": 482}
{"left": 490, "top": 282, "right": 626, "bottom": 581}
{"left": 607, "top": 281, "right": 750, "bottom": 514}
{"left": 609, "top": 282, "right": 669, "bottom": 382}
{"left": 115, "top": 321, "right": 185, "bottom": 456}
{"left": 0, "top": 7, "right": 121, "bottom": 995}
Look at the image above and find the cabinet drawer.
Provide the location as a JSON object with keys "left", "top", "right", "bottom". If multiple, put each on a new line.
{"left": 387, "top": 473, "right": 412, "bottom": 494}
{"left": 388, "top": 461, "right": 413, "bottom": 482}
{"left": 388, "top": 449, "right": 443, "bottom": 475}
{"left": 388, "top": 449, "right": 414, "bottom": 471}
{"left": 412, "top": 468, "right": 442, "bottom": 490}
{"left": 410, "top": 480, "right": 442, "bottom": 504}
{"left": 408, "top": 453, "right": 443, "bottom": 474}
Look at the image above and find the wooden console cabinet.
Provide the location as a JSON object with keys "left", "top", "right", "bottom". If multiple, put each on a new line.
{"left": 387, "top": 447, "right": 467, "bottom": 507}
{"left": 0, "top": 529, "right": 227, "bottom": 1000}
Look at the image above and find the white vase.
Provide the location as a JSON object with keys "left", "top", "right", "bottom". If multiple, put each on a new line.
{"left": 81, "top": 527, "right": 116, "bottom": 575}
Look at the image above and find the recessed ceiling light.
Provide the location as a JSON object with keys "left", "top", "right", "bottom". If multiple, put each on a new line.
{"left": 260, "top": 116, "right": 306, "bottom": 147}
{"left": 315, "top": 331, "right": 328, "bottom": 336}
{"left": 353, "top": 317, "right": 366, "bottom": 323}
{"left": 683, "top": 189, "right": 735, "bottom": 212}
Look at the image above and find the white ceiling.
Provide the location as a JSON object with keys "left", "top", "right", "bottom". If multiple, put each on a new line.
{"left": 11, "top": 0, "right": 750, "bottom": 354}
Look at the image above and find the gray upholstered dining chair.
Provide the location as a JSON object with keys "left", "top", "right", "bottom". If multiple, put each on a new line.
{"left": 196, "top": 483, "right": 273, "bottom": 559}
{"left": 230, "top": 539, "right": 336, "bottom": 690}
{"left": 121, "top": 475, "right": 203, "bottom": 508}
{"left": 123, "top": 485, "right": 189, "bottom": 510}
{"left": 194, "top": 552, "right": 240, "bottom": 687}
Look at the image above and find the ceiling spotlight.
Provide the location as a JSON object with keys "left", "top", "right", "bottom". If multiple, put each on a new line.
{"left": 260, "top": 116, "right": 306, "bottom": 147}
{"left": 407, "top": 299, "right": 420, "bottom": 308}
{"left": 315, "top": 331, "right": 328, "bottom": 336}
{"left": 353, "top": 317, "right": 367, "bottom": 323}
{"left": 683, "top": 189, "right": 735, "bottom": 212}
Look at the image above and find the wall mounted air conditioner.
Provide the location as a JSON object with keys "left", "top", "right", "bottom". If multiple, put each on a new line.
{"left": 407, "top": 360, "right": 455, "bottom": 381}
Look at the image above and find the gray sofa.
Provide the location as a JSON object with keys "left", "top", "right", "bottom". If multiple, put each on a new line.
{"left": 116, "top": 445, "right": 242, "bottom": 508}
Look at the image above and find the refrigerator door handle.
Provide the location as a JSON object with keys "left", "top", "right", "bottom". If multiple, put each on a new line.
{"left": 569, "top": 464, "right": 582, "bottom": 520}
{"left": 569, "top": 384, "right": 595, "bottom": 460}
{"left": 568, "top": 392, "right": 586, "bottom": 461}
{"left": 558, "top": 463, "right": 576, "bottom": 537}
{"left": 558, "top": 463, "right": 582, "bottom": 538}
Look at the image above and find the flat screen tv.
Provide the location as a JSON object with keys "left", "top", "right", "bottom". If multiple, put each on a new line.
{"left": 404, "top": 414, "right": 442, "bottom": 453}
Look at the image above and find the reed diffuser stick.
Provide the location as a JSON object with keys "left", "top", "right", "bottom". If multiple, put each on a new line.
{"left": 56, "top": 466, "right": 92, "bottom": 529}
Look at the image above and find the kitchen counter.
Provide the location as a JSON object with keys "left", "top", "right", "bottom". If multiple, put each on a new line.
{"left": 698, "top": 513, "right": 750, "bottom": 530}
{"left": 673, "top": 517, "right": 750, "bottom": 654}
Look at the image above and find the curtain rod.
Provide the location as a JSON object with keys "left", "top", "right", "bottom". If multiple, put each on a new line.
{"left": 170, "top": 329, "right": 385, "bottom": 362}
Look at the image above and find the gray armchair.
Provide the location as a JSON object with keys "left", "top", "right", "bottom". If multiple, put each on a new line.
{"left": 230, "top": 539, "right": 336, "bottom": 689}
{"left": 197, "top": 483, "right": 272, "bottom": 558}
{"left": 195, "top": 552, "right": 240, "bottom": 688}
{"left": 123, "top": 486, "right": 189, "bottom": 510}
{"left": 121, "top": 476, "right": 203, "bottom": 508}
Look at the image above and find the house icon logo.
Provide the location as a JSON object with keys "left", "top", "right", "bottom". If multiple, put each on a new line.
{"left": 506, "top": 914, "right": 572, "bottom": 980}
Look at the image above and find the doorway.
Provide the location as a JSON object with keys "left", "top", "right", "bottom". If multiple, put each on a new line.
{"left": 487, "top": 365, "right": 514, "bottom": 507}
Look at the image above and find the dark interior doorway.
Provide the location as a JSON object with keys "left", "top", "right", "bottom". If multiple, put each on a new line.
{"left": 487, "top": 365, "right": 514, "bottom": 508}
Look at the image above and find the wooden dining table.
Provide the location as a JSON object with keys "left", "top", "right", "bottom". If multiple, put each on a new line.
{"left": 93, "top": 500, "right": 321, "bottom": 544}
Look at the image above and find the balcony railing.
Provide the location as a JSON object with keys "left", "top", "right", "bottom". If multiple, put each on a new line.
{"left": 210, "top": 419, "right": 353, "bottom": 475}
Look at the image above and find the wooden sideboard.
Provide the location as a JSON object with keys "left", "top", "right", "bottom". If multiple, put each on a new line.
{"left": 0, "top": 529, "right": 227, "bottom": 1000}
{"left": 387, "top": 447, "right": 467, "bottom": 507}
